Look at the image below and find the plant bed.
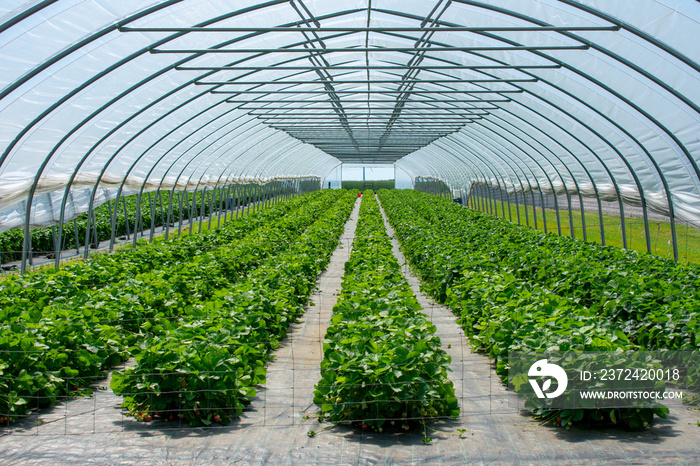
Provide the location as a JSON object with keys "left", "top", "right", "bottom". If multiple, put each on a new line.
{"left": 377, "top": 189, "right": 693, "bottom": 430}
{"left": 109, "top": 191, "right": 358, "bottom": 426}
{"left": 314, "top": 191, "right": 459, "bottom": 432}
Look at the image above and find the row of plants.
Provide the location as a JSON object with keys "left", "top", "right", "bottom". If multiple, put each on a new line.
{"left": 0, "top": 183, "right": 285, "bottom": 264}
{"left": 313, "top": 191, "right": 459, "bottom": 433}
{"left": 0, "top": 190, "right": 321, "bottom": 322}
{"left": 109, "top": 190, "right": 358, "bottom": 426}
{"left": 377, "top": 189, "right": 684, "bottom": 430}
{"left": 384, "top": 190, "right": 699, "bottom": 353}
{"left": 0, "top": 190, "right": 344, "bottom": 422}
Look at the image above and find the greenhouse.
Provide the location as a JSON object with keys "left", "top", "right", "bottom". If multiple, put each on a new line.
{"left": 0, "top": 0, "right": 699, "bottom": 463}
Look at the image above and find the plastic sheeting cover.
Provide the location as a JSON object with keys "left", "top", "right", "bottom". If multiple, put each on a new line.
{"left": 0, "top": 0, "right": 699, "bottom": 232}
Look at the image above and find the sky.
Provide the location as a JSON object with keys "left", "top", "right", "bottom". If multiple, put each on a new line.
{"left": 324, "top": 164, "right": 413, "bottom": 189}
{"left": 341, "top": 164, "right": 394, "bottom": 180}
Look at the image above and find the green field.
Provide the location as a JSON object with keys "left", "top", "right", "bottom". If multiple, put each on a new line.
{"left": 467, "top": 196, "right": 700, "bottom": 264}
{"left": 341, "top": 180, "right": 395, "bottom": 190}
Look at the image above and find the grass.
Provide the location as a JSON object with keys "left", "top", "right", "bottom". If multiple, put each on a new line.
{"left": 342, "top": 180, "right": 395, "bottom": 190}
{"left": 467, "top": 196, "right": 700, "bottom": 264}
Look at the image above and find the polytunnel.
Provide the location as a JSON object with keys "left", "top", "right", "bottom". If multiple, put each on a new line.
{"left": 4, "top": 2, "right": 700, "bottom": 463}
{"left": 1, "top": 0, "right": 700, "bottom": 271}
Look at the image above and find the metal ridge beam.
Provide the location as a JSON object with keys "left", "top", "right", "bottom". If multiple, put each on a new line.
{"left": 214, "top": 89, "right": 523, "bottom": 94}
{"left": 176, "top": 65, "right": 561, "bottom": 71}
{"left": 230, "top": 99, "right": 511, "bottom": 103}
{"left": 152, "top": 45, "right": 589, "bottom": 53}
{"left": 196, "top": 78, "right": 537, "bottom": 85}
{"left": 123, "top": 26, "right": 620, "bottom": 32}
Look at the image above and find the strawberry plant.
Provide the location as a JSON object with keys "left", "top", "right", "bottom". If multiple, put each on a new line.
{"left": 314, "top": 191, "right": 459, "bottom": 431}
{"left": 0, "top": 190, "right": 346, "bottom": 423}
{"left": 110, "top": 191, "right": 358, "bottom": 426}
{"left": 378, "top": 189, "right": 697, "bottom": 429}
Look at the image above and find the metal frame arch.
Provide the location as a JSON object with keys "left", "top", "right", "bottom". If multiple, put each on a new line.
{"left": 437, "top": 130, "right": 546, "bottom": 228}
{"left": 461, "top": 119, "right": 567, "bottom": 235}
{"left": 447, "top": 123, "right": 556, "bottom": 227}
{"left": 0, "top": 1, "right": 57, "bottom": 34}
{"left": 62, "top": 8, "right": 378, "bottom": 203}
{"left": 508, "top": 69, "right": 679, "bottom": 253}
{"left": 361, "top": 19, "right": 638, "bottom": 242}
{"left": 417, "top": 143, "right": 509, "bottom": 208}
{"left": 130, "top": 115, "right": 260, "bottom": 210}
{"left": 429, "top": 129, "right": 539, "bottom": 221}
{"left": 339, "top": 47, "right": 604, "bottom": 238}
{"left": 4, "top": 0, "right": 700, "bottom": 271}
{"left": 484, "top": 111, "right": 599, "bottom": 241}
{"left": 412, "top": 147, "right": 473, "bottom": 195}
{"left": 472, "top": 117, "right": 585, "bottom": 237}
{"left": 415, "top": 144, "right": 510, "bottom": 214}
{"left": 375, "top": 2, "right": 690, "bottom": 256}
{"left": 52, "top": 74, "right": 209, "bottom": 266}
{"left": 84, "top": 98, "right": 252, "bottom": 253}
{"left": 233, "top": 138, "right": 313, "bottom": 182}
{"left": 503, "top": 90, "right": 655, "bottom": 253}
{"left": 180, "top": 133, "right": 305, "bottom": 224}
{"left": 13, "top": 3, "right": 365, "bottom": 269}
{"left": 448, "top": 0, "right": 698, "bottom": 256}
{"left": 0, "top": 0, "right": 183, "bottom": 111}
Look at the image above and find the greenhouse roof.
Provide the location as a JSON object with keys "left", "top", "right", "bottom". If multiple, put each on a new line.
{"left": 1, "top": 1, "right": 699, "bottom": 249}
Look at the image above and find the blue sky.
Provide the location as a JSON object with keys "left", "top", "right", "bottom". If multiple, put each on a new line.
{"left": 341, "top": 164, "right": 394, "bottom": 180}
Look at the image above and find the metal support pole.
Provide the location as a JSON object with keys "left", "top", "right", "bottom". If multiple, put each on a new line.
{"left": 123, "top": 195, "right": 130, "bottom": 240}
{"left": 539, "top": 190, "right": 548, "bottom": 234}
{"left": 108, "top": 191, "right": 120, "bottom": 253}
{"left": 487, "top": 185, "right": 494, "bottom": 215}
{"left": 208, "top": 186, "right": 215, "bottom": 229}
{"left": 225, "top": 185, "right": 232, "bottom": 222}
{"left": 28, "top": 232, "right": 33, "bottom": 266}
{"left": 578, "top": 192, "right": 588, "bottom": 242}
{"left": 198, "top": 187, "right": 207, "bottom": 232}
{"left": 84, "top": 200, "right": 99, "bottom": 260}
{"left": 530, "top": 188, "right": 538, "bottom": 230}
{"left": 149, "top": 191, "right": 156, "bottom": 243}
{"left": 159, "top": 191, "right": 166, "bottom": 232}
{"left": 619, "top": 196, "right": 628, "bottom": 250}
{"left": 92, "top": 208, "right": 99, "bottom": 248}
{"left": 133, "top": 191, "right": 142, "bottom": 249}
{"left": 178, "top": 191, "right": 184, "bottom": 236}
{"left": 554, "top": 193, "right": 563, "bottom": 237}
{"left": 499, "top": 185, "right": 507, "bottom": 219}
{"left": 54, "top": 218, "right": 63, "bottom": 269}
{"left": 217, "top": 185, "right": 226, "bottom": 228}
{"left": 74, "top": 218, "right": 79, "bottom": 254}
{"left": 20, "top": 200, "right": 30, "bottom": 273}
{"left": 523, "top": 188, "right": 530, "bottom": 228}
{"left": 235, "top": 184, "right": 242, "bottom": 219}
{"left": 567, "top": 192, "right": 575, "bottom": 239}
{"left": 83, "top": 198, "right": 92, "bottom": 260}
{"left": 106, "top": 196, "right": 114, "bottom": 251}
{"left": 165, "top": 190, "right": 174, "bottom": 240}
{"left": 505, "top": 187, "right": 512, "bottom": 222}
{"left": 51, "top": 225, "right": 58, "bottom": 265}
{"left": 188, "top": 189, "right": 197, "bottom": 235}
